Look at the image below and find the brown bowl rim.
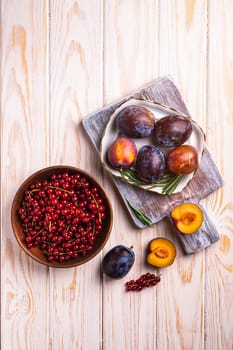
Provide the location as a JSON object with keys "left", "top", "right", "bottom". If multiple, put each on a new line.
{"left": 11, "top": 165, "right": 113, "bottom": 268}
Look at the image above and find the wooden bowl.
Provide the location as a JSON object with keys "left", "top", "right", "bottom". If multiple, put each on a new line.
{"left": 11, "top": 166, "right": 113, "bottom": 268}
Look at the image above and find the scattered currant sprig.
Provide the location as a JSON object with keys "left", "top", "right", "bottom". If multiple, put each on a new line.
{"left": 125, "top": 272, "right": 161, "bottom": 292}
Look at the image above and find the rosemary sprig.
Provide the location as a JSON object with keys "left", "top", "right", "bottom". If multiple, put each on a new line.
{"left": 126, "top": 198, "right": 152, "bottom": 226}
{"left": 162, "top": 174, "right": 183, "bottom": 195}
{"left": 120, "top": 168, "right": 148, "bottom": 186}
{"left": 120, "top": 168, "right": 183, "bottom": 195}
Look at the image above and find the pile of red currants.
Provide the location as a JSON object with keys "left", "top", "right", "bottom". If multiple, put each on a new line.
{"left": 18, "top": 172, "right": 106, "bottom": 262}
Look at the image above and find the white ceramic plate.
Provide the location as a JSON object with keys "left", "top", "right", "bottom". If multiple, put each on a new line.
{"left": 100, "top": 98, "right": 205, "bottom": 194}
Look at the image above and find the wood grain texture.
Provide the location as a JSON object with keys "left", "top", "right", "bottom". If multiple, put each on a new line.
{"left": 205, "top": 1, "right": 233, "bottom": 349}
{"left": 102, "top": 2, "right": 160, "bottom": 350}
{"left": 1, "top": 1, "right": 49, "bottom": 349}
{"left": 49, "top": 1, "right": 103, "bottom": 349}
{"left": 156, "top": 2, "right": 208, "bottom": 350}
{"left": 1, "top": 1, "right": 233, "bottom": 350}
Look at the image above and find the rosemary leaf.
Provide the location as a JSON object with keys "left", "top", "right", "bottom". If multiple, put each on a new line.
{"left": 162, "top": 175, "right": 183, "bottom": 195}
{"left": 126, "top": 198, "right": 152, "bottom": 226}
{"left": 120, "top": 168, "right": 183, "bottom": 195}
{"left": 120, "top": 168, "right": 148, "bottom": 186}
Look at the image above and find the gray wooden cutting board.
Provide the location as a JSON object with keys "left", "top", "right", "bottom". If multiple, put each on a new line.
{"left": 82, "top": 76, "right": 223, "bottom": 254}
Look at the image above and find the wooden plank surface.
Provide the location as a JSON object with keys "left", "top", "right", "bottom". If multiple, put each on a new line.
{"left": 205, "top": 1, "right": 233, "bottom": 349}
{"left": 1, "top": 1, "right": 233, "bottom": 350}
{"left": 102, "top": 2, "right": 160, "bottom": 349}
{"left": 157, "top": 2, "right": 208, "bottom": 349}
{"left": 1, "top": 1, "right": 49, "bottom": 349}
{"left": 48, "top": 1, "right": 103, "bottom": 349}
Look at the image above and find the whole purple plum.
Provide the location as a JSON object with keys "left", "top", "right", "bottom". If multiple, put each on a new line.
{"left": 116, "top": 105, "right": 155, "bottom": 138}
{"left": 135, "top": 145, "right": 166, "bottom": 183}
{"left": 153, "top": 115, "right": 192, "bottom": 147}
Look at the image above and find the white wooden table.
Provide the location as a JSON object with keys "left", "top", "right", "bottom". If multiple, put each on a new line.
{"left": 1, "top": 1, "right": 233, "bottom": 349}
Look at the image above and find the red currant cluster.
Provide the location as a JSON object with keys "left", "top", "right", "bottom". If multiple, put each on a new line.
{"left": 125, "top": 272, "right": 161, "bottom": 292}
{"left": 18, "top": 172, "right": 106, "bottom": 262}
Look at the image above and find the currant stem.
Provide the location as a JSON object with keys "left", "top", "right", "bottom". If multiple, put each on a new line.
{"left": 32, "top": 227, "right": 44, "bottom": 237}
{"left": 57, "top": 249, "right": 85, "bottom": 256}
{"left": 47, "top": 185, "right": 73, "bottom": 194}
{"left": 90, "top": 193, "right": 102, "bottom": 223}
